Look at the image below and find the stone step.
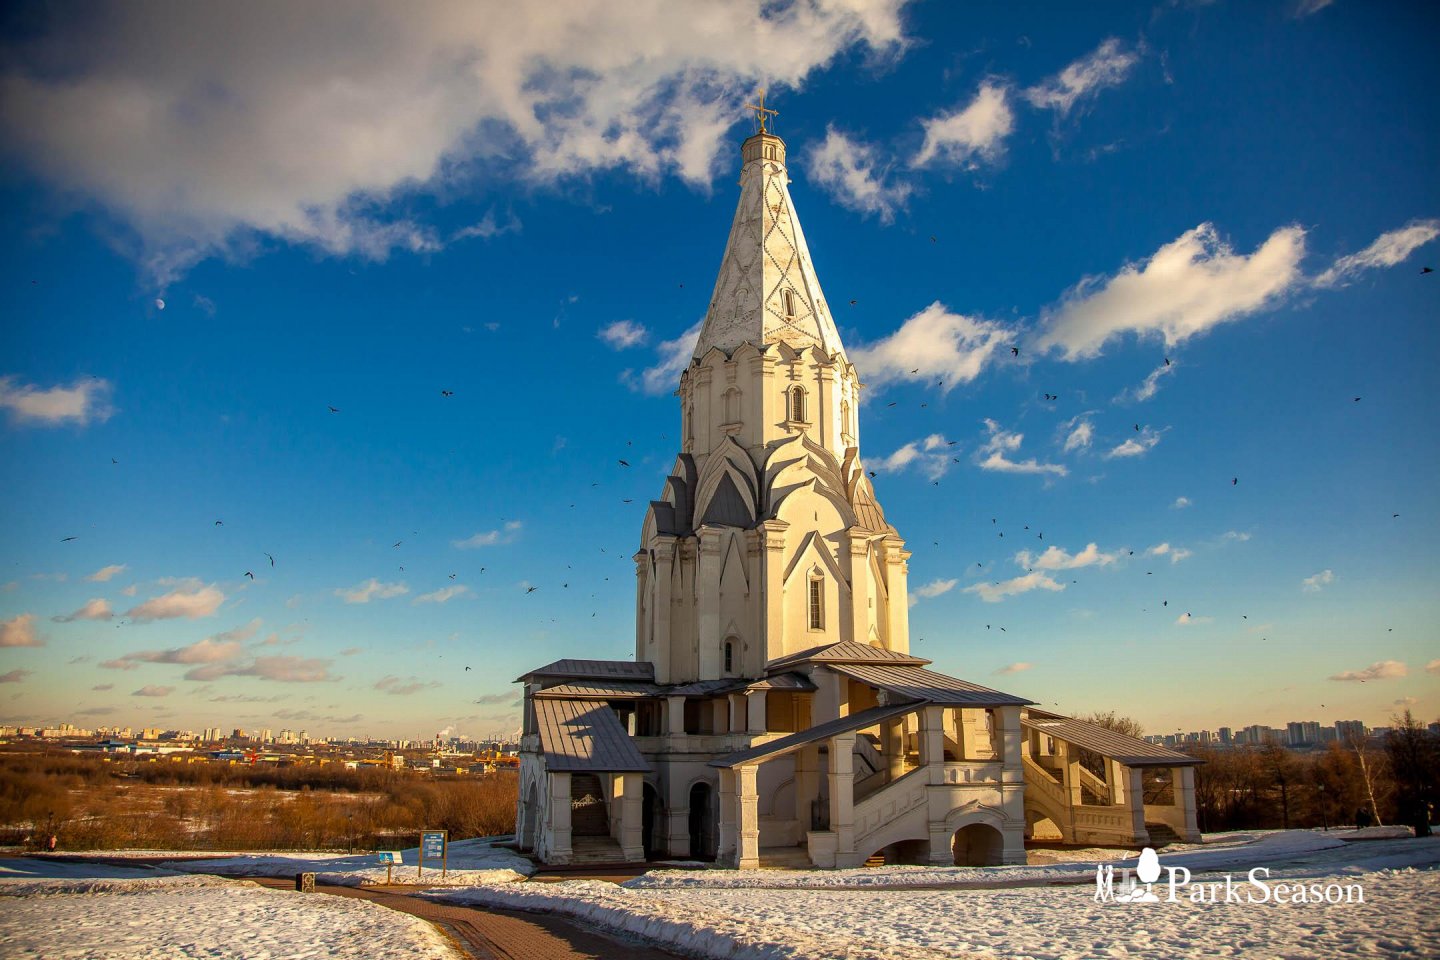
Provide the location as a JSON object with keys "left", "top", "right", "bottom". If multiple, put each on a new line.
{"left": 568, "top": 836, "right": 627, "bottom": 864}
{"left": 1145, "top": 822, "right": 1183, "bottom": 847}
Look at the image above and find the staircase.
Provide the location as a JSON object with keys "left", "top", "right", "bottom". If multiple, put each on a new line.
{"left": 568, "top": 835, "right": 627, "bottom": 864}
{"left": 1145, "top": 822, "right": 1182, "bottom": 847}
{"left": 570, "top": 774, "right": 609, "bottom": 837}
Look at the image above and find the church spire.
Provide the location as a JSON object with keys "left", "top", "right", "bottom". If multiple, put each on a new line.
{"left": 691, "top": 100, "right": 847, "bottom": 360}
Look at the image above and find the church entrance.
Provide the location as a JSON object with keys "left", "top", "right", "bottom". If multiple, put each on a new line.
{"left": 952, "top": 822, "right": 1004, "bottom": 866}
{"left": 688, "top": 782, "right": 716, "bottom": 860}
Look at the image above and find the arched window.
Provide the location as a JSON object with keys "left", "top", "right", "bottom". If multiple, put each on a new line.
{"left": 840, "top": 398, "right": 852, "bottom": 440}
{"left": 782, "top": 288, "right": 797, "bottom": 317}
{"left": 789, "top": 386, "right": 807, "bottom": 423}
{"left": 723, "top": 639, "right": 735, "bottom": 675}
{"left": 723, "top": 387, "right": 741, "bottom": 424}
{"left": 808, "top": 575, "right": 824, "bottom": 631}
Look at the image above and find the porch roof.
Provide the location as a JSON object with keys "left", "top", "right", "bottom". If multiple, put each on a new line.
{"left": 1024, "top": 709, "right": 1202, "bottom": 767}
{"left": 828, "top": 662, "right": 1032, "bottom": 707}
{"left": 766, "top": 639, "right": 930, "bottom": 672}
{"left": 534, "top": 697, "right": 650, "bottom": 772}
{"left": 516, "top": 658, "right": 655, "bottom": 684}
{"left": 533, "top": 680, "right": 660, "bottom": 699}
{"left": 709, "top": 703, "right": 915, "bottom": 769}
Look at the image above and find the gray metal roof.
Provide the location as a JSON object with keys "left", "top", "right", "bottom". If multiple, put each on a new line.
{"left": 1024, "top": 710, "right": 1202, "bottom": 767}
{"left": 516, "top": 658, "right": 655, "bottom": 683}
{"left": 534, "top": 680, "right": 660, "bottom": 699}
{"left": 710, "top": 703, "right": 916, "bottom": 769}
{"left": 766, "top": 640, "right": 930, "bottom": 672}
{"left": 746, "top": 672, "right": 816, "bottom": 692}
{"left": 667, "top": 677, "right": 748, "bottom": 697}
{"left": 828, "top": 663, "right": 1033, "bottom": 707}
{"left": 533, "top": 698, "right": 650, "bottom": 772}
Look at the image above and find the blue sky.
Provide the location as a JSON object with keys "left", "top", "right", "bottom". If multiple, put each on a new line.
{"left": 1, "top": 0, "right": 1436, "bottom": 741}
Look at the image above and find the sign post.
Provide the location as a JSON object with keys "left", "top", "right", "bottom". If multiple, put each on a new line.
{"left": 376, "top": 850, "right": 402, "bottom": 885}
{"left": 420, "top": 829, "right": 447, "bottom": 879}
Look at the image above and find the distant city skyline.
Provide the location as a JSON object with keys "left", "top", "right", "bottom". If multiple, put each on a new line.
{"left": 2, "top": 1, "right": 1438, "bottom": 738}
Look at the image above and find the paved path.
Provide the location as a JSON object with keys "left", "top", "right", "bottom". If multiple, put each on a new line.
{"left": 249, "top": 877, "right": 684, "bottom": 960}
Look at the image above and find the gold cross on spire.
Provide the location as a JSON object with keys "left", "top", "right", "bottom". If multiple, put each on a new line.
{"left": 744, "top": 89, "right": 778, "bottom": 134}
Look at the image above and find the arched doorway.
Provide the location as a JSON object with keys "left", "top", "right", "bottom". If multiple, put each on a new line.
{"left": 521, "top": 780, "right": 539, "bottom": 851}
{"left": 643, "top": 782, "right": 663, "bottom": 858}
{"left": 952, "top": 822, "right": 1004, "bottom": 866}
{"left": 688, "top": 781, "right": 716, "bottom": 860}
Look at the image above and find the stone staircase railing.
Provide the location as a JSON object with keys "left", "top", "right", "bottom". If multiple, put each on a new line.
{"left": 851, "top": 765, "right": 929, "bottom": 852}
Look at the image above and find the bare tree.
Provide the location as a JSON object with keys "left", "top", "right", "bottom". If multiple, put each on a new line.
{"left": 1079, "top": 711, "right": 1145, "bottom": 738}
{"left": 1385, "top": 710, "right": 1438, "bottom": 838}
{"left": 1347, "top": 733, "right": 1387, "bottom": 828}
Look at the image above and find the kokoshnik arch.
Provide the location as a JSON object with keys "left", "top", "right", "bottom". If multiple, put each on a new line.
{"left": 514, "top": 114, "right": 1202, "bottom": 869}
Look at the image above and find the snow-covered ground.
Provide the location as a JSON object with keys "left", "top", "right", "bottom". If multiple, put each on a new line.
{"left": 0, "top": 861, "right": 460, "bottom": 960}
{"left": 426, "top": 831, "right": 1440, "bottom": 960}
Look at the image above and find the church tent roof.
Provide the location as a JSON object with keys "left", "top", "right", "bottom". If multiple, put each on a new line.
{"left": 766, "top": 640, "right": 930, "bottom": 672}
{"left": 515, "top": 658, "right": 655, "bottom": 684}
{"left": 828, "top": 663, "right": 1032, "bottom": 707}
{"left": 1024, "top": 709, "right": 1202, "bottom": 767}
{"left": 533, "top": 697, "right": 650, "bottom": 773}
{"left": 709, "top": 703, "right": 915, "bottom": 769}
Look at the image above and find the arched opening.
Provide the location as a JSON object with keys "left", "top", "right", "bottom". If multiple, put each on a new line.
{"left": 952, "top": 822, "right": 1005, "bottom": 866}
{"left": 688, "top": 781, "right": 717, "bottom": 860}
{"left": 1025, "top": 808, "right": 1063, "bottom": 842}
{"left": 642, "top": 782, "right": 663, "bottom": 858}
{"left": 723, "top": 387, "right": 741, "bottom": 424}
{"left": 807, "top": 574, "right": 824, "bottom": 631}
{"left": 782, "top": 288, "right": 797, "bottom": 317}
{"left": 870, "top": 837, "right": 929, "bottom": 866}
{"left": 723, "top": 639, "right": 735, "bottom": 675}
{"left": 521, "top": 781, "right": 540, "bottom": 851}
{"left": 789, "top": 386, "right": 807, "bottom": 423}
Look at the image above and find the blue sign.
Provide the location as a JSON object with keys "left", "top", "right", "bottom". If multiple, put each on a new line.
{"left": 376, "top": 850, "right": 402, "bottom": 865}
{"left": 421, "top": 831, "right": 446, "bottom": 859}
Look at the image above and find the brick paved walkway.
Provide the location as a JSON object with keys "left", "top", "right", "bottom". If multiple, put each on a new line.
{"left": 250, "top": 877, "right": 684, "bottom": 960}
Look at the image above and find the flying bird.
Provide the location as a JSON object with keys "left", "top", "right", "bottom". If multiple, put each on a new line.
{"left": 1232, "top": 478, "right": 1238, "bottom": 485}
{"left": 1164, "top": 357, "right": 1171, "bottom": 366}
{"left": 393, "top": 541, "right": 403, "bottom": 548}
{"left": 245, "top": 571, "right": 254, "bottom": 579}
{"left": 60, "top": 536, "right": 77, "bottom": 542}
{"left": 1010, "top": 346, "right": 1019, "bottom": 357}
{"left": 929, "top": 236, "right": 937, "bottom": 243}
{"left": 465, "top": 666, "right": 471, "bottom": 671}
{"left": 618, "top": 459, "right": 630, "bottom": 467}
{"left": 214, "top": 520, "right": 223, "bottom": 526}
{"left": 327, "top": 406, "right": 339, "bottom": 413}
{"left": 886, "top": 402, "right": 897, "bottom": 407}
{"left": 111, "top": 458, "right": 118, "bottom": 464}
{"left": 525, "top": 586, "right": 537, "bottom": 594}
{"left": 264, "top": 553, "right": 274, "bottom": 567}
{"left": 441, "top": 390, "right": 454, "bottom": 397}
{"left": 1422, "top": 266, "right": 1433, "bottom": 274}
{"left": 849, "top": 299, "right": 857, "bottom": 305}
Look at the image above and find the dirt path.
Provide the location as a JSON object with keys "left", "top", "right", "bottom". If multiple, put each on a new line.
{"left": 248, "top": 877, "right": 685, "bottom": 960}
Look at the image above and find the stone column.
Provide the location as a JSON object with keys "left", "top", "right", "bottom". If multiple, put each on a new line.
{"left": 1108, "top": 758, "right": 1126, "bottom": 805}
{"left": 617, "top": 772, "right": 645, "bottom": 861}
{"left": 816, "top": 360, "right": 836, "bottom": 452}
{"left": 880, "top": 537, "right": 911, "bottom": 653}
{"left": 794, "top": 745, "right": 818, "bottom": 834}
{"left": 745, "top": 690, "right": 766, "bottom": 734}
{"left": 548, "top": 771, "right": 573, "bottom": 864}
{"left": 845, "top": 530, "right": 870, "bottom": 646}
{"left": 1001, "top": 820, "right": 1027, "bottom": 865}
{"left": 697, "top": 526, "right": 725, "bottom": 679}
{"left": 666, "top": 696, "right": 686, "bottom": 738}
{"left": 927, "top": 822, "right": 952, "bottom": 866}
{"left": 920, "top": 705, "right": 946, "bottom": 784}
{"left": 665, "top": 771, "right": 690, "bottom": 858}
{"left": 693, "top": 363, "right": 714, "bottom": 457}
{"left": 737, "top": 765, "right": 760, "bottom": 869}
{"left": 652, "top": 536, "right": 677, "bottom": 683}
{"left": 996, "top": 705, "right": 1023, "bottom": 779}
{"left": 758, "top": 520, "right": 788, "bottom": 661}
{"left": 718, "top": 768, "right": 738, "bottom": 865}
{"left": 633, "top": 551, "right": 649, "bottom": 661}
{"left": 881, "top": 717, "right": 906, "bottom": 780}
{"left": 1178, "top": 766, "right": 1201, "bottom": 841}
{"left": 1127, "top": 766, "right": 1147, "bottom": 844}
{"left": 828, "top": 732, "right": 856, "bottom": 857}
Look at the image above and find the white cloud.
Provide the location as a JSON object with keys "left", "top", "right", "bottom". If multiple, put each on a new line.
{"left": 85, "top": 564, "right": 127, "bottom": 582}
{"left": 334, "top": 578, "right": 409, "bottom": 603}
{"left": 0, "top": 376, "right": 114, "bottom": 426}
{"left": 1107, "top": 426, "right": 1163, "bottom": 458}
{"left": 132, "top": 685, "right": 173, "bottom": 698}
{"left": 598, "top": 320, "right": 648, "bottom": 350}
{"left": 187, "top": 654, "right": 337, "bottom": 683}
{"left": 1426, "top": 659, "right": 1440, "bottom": 675}
{"left": 414, "top": 585, "right": 472, "bottom": 605}
{"left": 1329, "top": 660, "right": 1406, "bottom": 682}
{"left": 120, "top": 620, "right": 259, "bottom": 667}
{"left": 912, "top": 578, "right": 959, "bottom": 600}
{"left": 1221, "top": 530, "right": 1251, "bottom": 542}
{"left": 52, "top": 598, "right": 114, "bottom": 623}
{"left": 375, "top": 675, "right": 442, "bottom": 696}
{"left": 0, "top": 613, "right": 42, "bottom": 647}
{"left": 1118, "top": 361, "right": 1176, "bottom": 403}
{"left": 1293, "top": 0, "right": 1336, "bottom": 18}
{"left": 0, "top": 669, "right": 31, "bottom": 683}
{"left": 1173, "top": 497, "right": 1192, "bottom": 509}
{"left": 0, "top": 2, "right": 907, "bottom": 285}
{"left": 124, "top": 583, "right": 225, "bottom": 621}
{"left": 976, "top": 419, "right": 1067, "bottom": 476}
{"left": 1061, "top": 418, "right": 1093, "bottom": 453}
{"left": 629, "top": 320, "right": 704, "bottom": 395}
{"left": 994, "top": 662, "right": 1033, "bottom": 675}
{"left": 1037, "top": 223, "right": 1307, "bottom": 360}
{"left": 1302, "top": 569, "right": 1336, "bottom": 592}
{"left": 1175, "top": 613, "right": 1213, "bottom": 626}
{"left": 1313, "top": 219, "right": 1440, "bottom": 288}
{"left": 875, "top": 434, "right": 954, "bottom": 480}
{"left": 851, "top": 302, "right": 1012, "bottom": 391}
{"left": 120, "top": 584, "right": 138, "bottom": 596}
{"left": 1145, "top": 542, "right": 1192, "bottom": 564}
{"left": 1015, "top": 543, "right": 1119, "bottom": 571}
{"left": 451, "top": 209, "right": 520, "bottom": 242}
{"left": 806, "top": 125, "right": 912, "bottom": 222}
{"left": 913, "top": 81, "right": 1013, "bottom": 169}
{"left": 451, "top": 520, "right": 523, "bottom": 549}
{"left": 1023, "top": 38, "right": 1139, "bottom": 116}
{"left": 964, "top": 571, "right": 1065, "bottom": 603}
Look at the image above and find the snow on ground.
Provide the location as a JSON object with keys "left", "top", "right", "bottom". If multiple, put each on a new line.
{"left": 0, "top": 857, "right": 181, "bottom": 883}
{"left": 624, "top": 830, "right": 1354, "bottom": 890}
{"left": 0, "top": 868, "right": 460, "bottom": 960}
{"left": 154, "top": 836, "right": 533, "bottom": 887}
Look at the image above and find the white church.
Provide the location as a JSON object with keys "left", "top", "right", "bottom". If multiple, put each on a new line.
{"left": 515, "top": 116, "right": 1201, "bottom": 870}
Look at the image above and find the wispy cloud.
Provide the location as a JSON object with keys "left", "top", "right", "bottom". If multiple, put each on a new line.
{"left": 976, "top": 419, "right": 1067, "bottom": 476}
{"left": 451, "top": 520, "right": 522, "bottom": 549}
{"left": 125, "top": 583, "right": 225, "bottom": 621}
{"left": 1015, "top": 543, "right": 1119, "bottom": 571}
{"left": 85, "top": 564, "right": 127, "bottom": 582}
{"left": 1061, "top": 417, "right": 1093, "bottom": 453}
{"left": 908, "top": 578, "right": 959, "bottom": 609}
{"left": 0, "top": 613, "right": 42, "bottom": 647}
{"left": 875, "top": 434, "right": 956, "bottom": 480}
{"left": 376, "top": 675, "right": 442, "bottom": 696}
{"left": 964, "top": 571, "right": 1065, "bottom": 603}
{"left": 1175, "top": 612, "right": 1213, "bottom": 626}
{"left": 414, "top": 585, "right": 472, "bottom": 605}
{"left": 914, "top": 81, "right": 1014, "bottom": 169}
{"left": 1329, "top": 660, "right": 1406, "bottom": 682}
{"left": 851, "top": 303, "right": 1013, "bottom": 392}
{"left": 334, "top": 578, "right": 409, "bottom": 603}
{"left": 0, "top": 375, "right": 114, "bottom": 426}
{"left": 1172, "top": 497, "right": 1192, "bottom": 509}
{"left": 1313, "top": 219, "right": 1440, "bottom": 288}
{"left": 0, "top": 669, "right": 30, "bottom": 684}
{"left": 1302, "top": 569, "right": 1336, "bottom": 592}
{"left": 52, "top": 599, "right": 115, "bottom": 623}
{"left": 598, "top": 320, "right": 648, "bottom": 350}
{"left": 994, "top": 662, "right": 1033, "bottom": 675}
{"left": 132, "top": 685, "right": 174, "bottom": 697}
{"left": 1118, "top": 362, "right": 1176, "bottom": 403}
{"left": 1146, "top": 542, "right": 1192, "bottom": 564}
{"left": 1023, "top": 38, "right": 1140, "bottom": 116}
{"left": 1107, "top": 426, "right": 1163, "bottom": 458}
{"left": 187, "top": 654, "right": 337, "bottom": 683}
{"left": 1426, "top": 659, "right": 1440, "bottom": 675}
{"left": 119, "top": 620, "right": 259, "bottom": 666}
{"left": 627, "top": 320, "right": 702, "bottom": 395}
{"left": 807, "top": 125, "right": 912, "bottom": 222}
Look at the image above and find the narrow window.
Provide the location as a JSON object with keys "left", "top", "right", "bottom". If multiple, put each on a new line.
{"left": 724, "top": 640, "right": 734, "bottom": 674}
{"left": 782, "top": 288, "right": 797, "bottom": 317}
{"left": 790, "top": 387, "right": 806, "bottom": 423}
{"left": 808, "top": 577, "right": 824, "bottom": 630}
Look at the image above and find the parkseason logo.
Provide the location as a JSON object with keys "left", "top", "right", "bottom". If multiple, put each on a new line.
{"left": 1094, "top": 847, "right": 1364, "bottom": 905}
